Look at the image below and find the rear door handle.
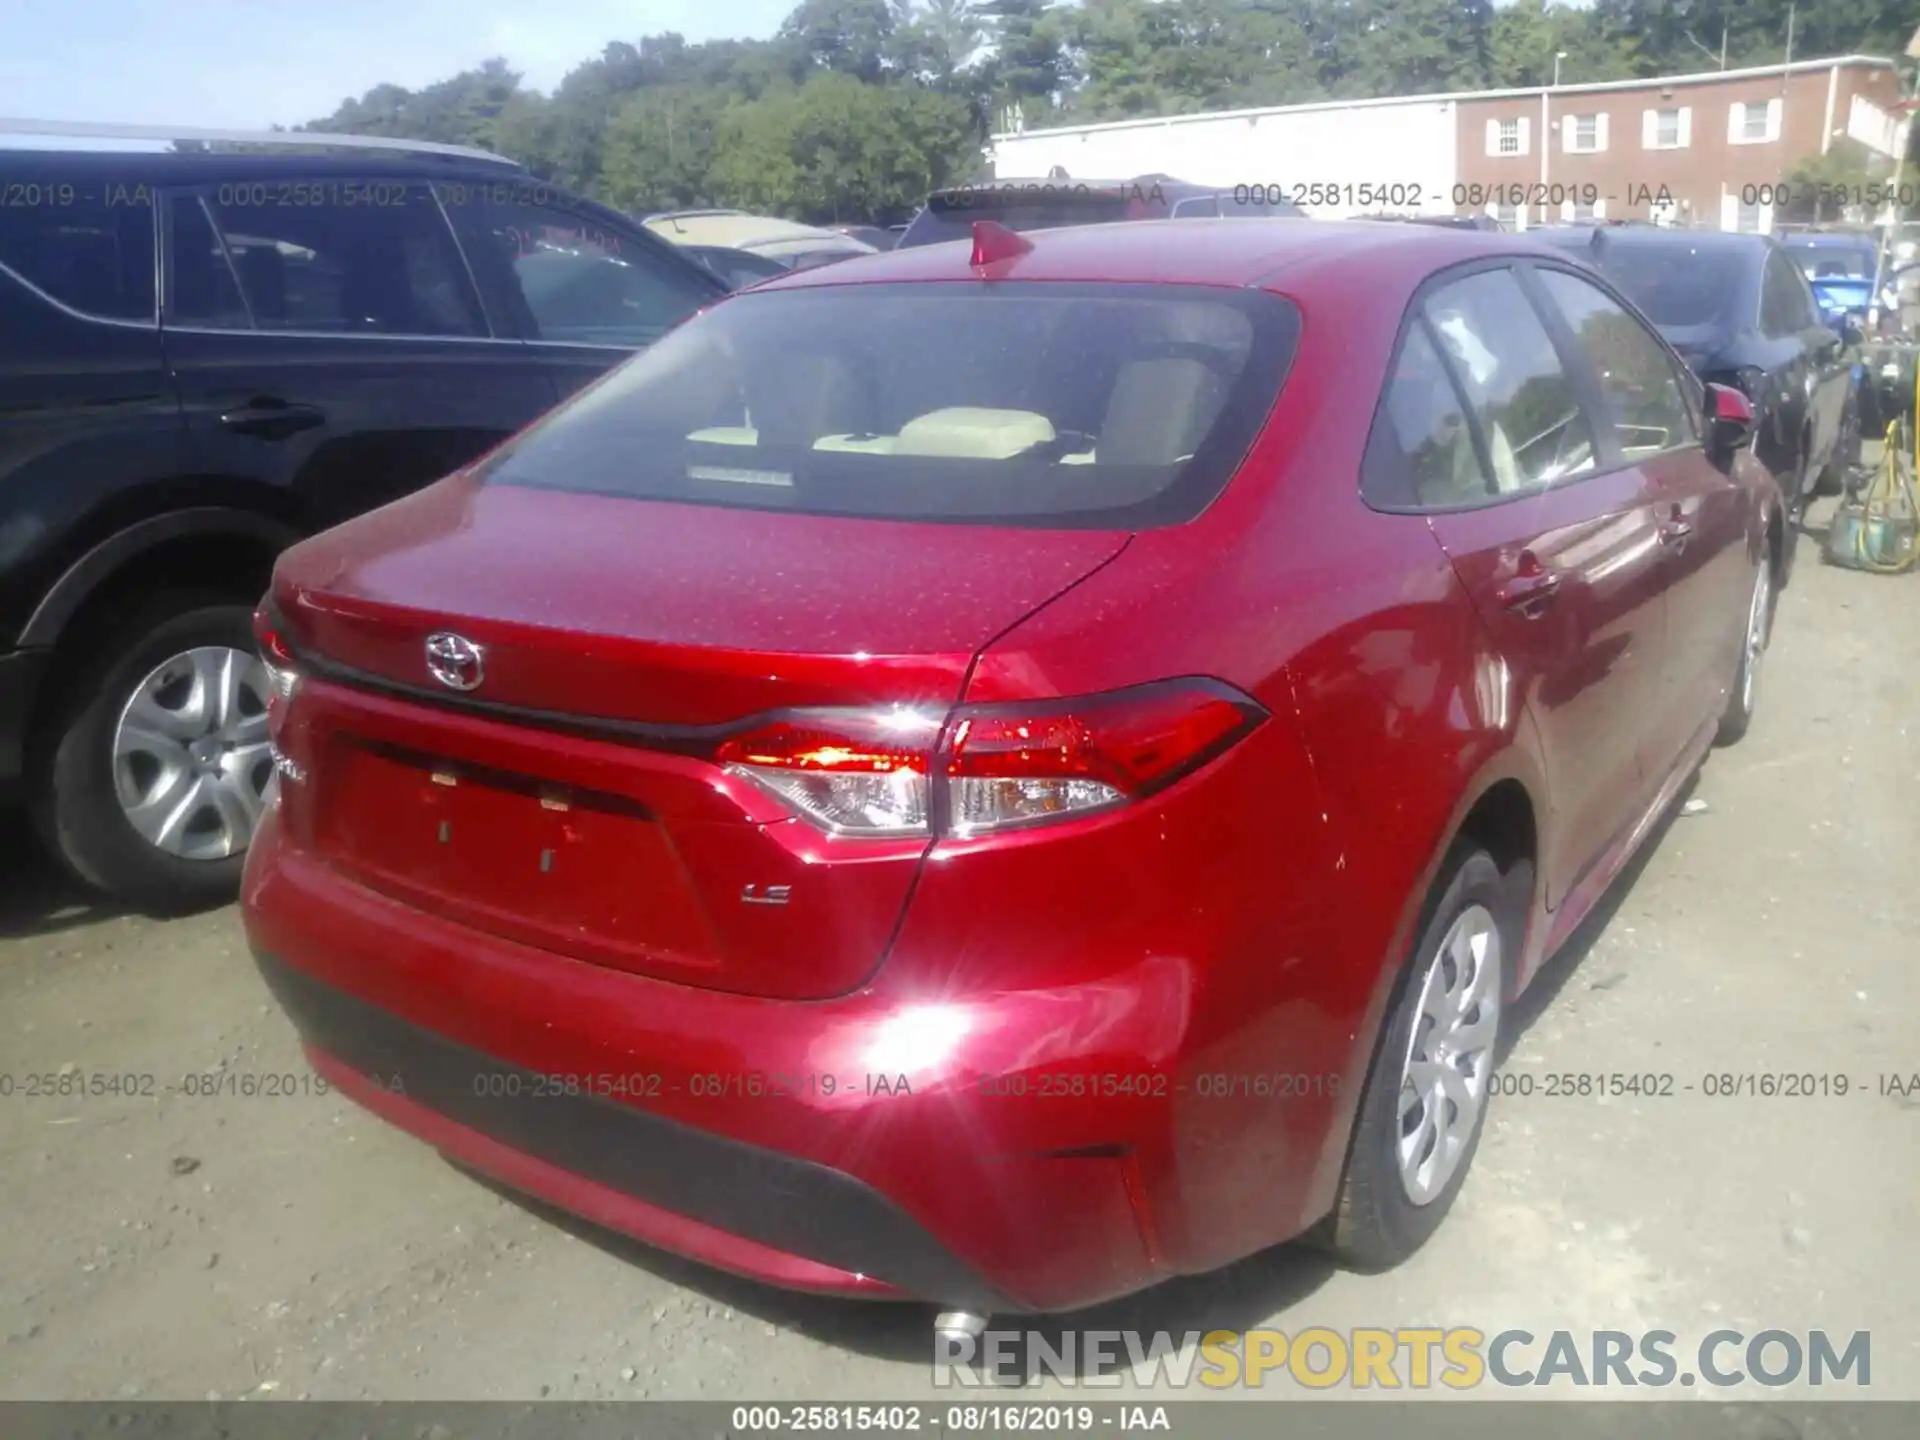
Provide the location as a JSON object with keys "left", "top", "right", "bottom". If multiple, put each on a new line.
{"left": 219, "top": 398, "right": 326, "bottom": 440}
{"left": 1659, "top": 508, "right": 1695, "bottom": 551}
{"left": 1495, "top": 568, "right": 1561, "bottom": 617}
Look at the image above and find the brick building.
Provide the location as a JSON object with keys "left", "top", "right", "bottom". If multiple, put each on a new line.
{"left": 987, "top": 54, "right": 1912, "bottom": 233}
{"left": 1455, "top": 56, "right": 1910, "bottom": 232}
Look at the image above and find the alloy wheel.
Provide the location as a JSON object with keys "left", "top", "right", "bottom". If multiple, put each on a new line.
{"left": 1741, "top": 562, "right": 1771, "bottom": 716}
{"left": 111, "top": 645, "right": 274, "bottom": 861}
{"left": 1396, "top": 903, "right": 1503, "bottom": 1205}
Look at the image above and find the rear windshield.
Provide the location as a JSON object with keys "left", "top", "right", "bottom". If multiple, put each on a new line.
{"left": 1588, "top": 244, "right": 1748, "bottom": 329}
{"left": 482, "top": 281, "right": 1300, "bottom": 529}
{"left": 1783, "top": 241, "right": 1877, "bottom": 279}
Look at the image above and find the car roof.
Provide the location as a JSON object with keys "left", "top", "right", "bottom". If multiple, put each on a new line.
{"left": 645, "top": 212, "right": 843, "bottom": 248}
{"left": 0, "top": 148, "right": 524, "bottom": 183}
{"left": 742, "top": 217, "right": 1556, "bottom": 295}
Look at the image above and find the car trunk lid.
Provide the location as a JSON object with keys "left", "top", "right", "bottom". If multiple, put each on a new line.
{"left": 270, "top": 474, "right": 1129, "bottom": 1000}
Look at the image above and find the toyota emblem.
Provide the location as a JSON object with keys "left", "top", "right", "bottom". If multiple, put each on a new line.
{"left": 425, "top": 632, "right": 486, "bottom": 692}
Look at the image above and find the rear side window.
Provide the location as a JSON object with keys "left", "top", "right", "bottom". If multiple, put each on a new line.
{"left": 1760, "top": 251, "right": 1817, "bottom": 336}
{"left": 1364, "top": 268, "right": 1598, "bottom": 509}
{"left": 1536, "top": 269, "right": 1698, "bottom": 456}
{"left": 444, "top": 195, "right": 716, "bottom": 348}
{"left": 481, "top": 281, "right": 1300, "bottom": 529}
{"left": 167, "top": 182, "right": 485, "bottom": 337}
{"left": 0, "top": 182, "right": 155, "bottom": 321}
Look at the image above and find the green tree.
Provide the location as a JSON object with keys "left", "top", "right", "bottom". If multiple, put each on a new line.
{"left": 599, "top": 87, "right": 732, "bottom": 212}
{"left": 1489, "top": 0, "right": 1639, "bottom": 89}
{"left": 890, "top": 0, "right": 989, "bottom": 89}
{"left": 306, "top": 59, "right": 524, "bottom": 149}
{"left": 784, "top": 0, "right": 898, "bottom": 80}
{"left": 979, "top": 0, "right": 1071, "bottom": 125}
{"left": 710, "top": 71, "right": 975, "bottom": 221}
{"left": 1778, "top": 138, "right": 1904, "bottom": 225}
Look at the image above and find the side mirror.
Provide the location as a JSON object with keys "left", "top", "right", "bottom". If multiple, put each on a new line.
{"left": 1704, "top": 382, "right": 1754, "bottom": 460}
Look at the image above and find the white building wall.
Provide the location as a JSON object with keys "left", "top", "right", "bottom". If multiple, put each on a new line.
{"left": 987, "top": 98, "right": 1461, "bottom": 218}
{"left": 1846, "top": 93, "right": 1907, "bottom": 159}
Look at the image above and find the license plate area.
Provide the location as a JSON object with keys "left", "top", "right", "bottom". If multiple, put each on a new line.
{"left": 318, "top": 740, "right": 721, "bottom": 975}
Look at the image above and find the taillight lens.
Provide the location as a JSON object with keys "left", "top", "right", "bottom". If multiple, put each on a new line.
{"left": 253, "top": 606, "right": 304, "bottom": 788}
{"left": 944, "top": 682, "right": 1264, "bottom": 836}
{"left": 713, "top": 681, "right": 1265, "bottom": 839}
{"left": 717, "top": 707, "right": 941, "bottom": 836}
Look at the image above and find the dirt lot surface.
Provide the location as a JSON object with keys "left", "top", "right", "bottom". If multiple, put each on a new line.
{"left": 3, "top": 501, "right": 1917, "bottom": 1409}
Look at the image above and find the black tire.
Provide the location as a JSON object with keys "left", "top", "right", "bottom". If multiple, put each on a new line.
{"left": 31, "top": 591, "right": 267, "bottom": 915}
{"left": 1320, "top": 846, "right": 1514, "bottom": 1270}
{"left": 1715, "top": 558, "right": 1773, "bottom": 747}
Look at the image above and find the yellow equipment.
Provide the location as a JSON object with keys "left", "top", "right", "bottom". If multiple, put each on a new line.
{"left": 1826, "top": 357, "right": 1920, "bottom": 574}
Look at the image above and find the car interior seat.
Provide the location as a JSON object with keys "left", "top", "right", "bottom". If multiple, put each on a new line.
{"left": 233, "top": 245, "right": 288, "bottom": 328}
{"left": 1095, "top": 354, "right": 1229, "bottom": 466}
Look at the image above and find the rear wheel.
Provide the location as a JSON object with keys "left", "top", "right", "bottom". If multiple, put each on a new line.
{"left": 32, "top": 592, "right": 272, "bottom": 914}
{"left": 1716, "top": 558, "right": 1772, "bottom": 746}
{"left": 1321, "top": 846, "right": 1510, "bottom": 1269}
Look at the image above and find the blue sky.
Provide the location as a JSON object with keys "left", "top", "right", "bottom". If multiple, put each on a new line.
{"left": 0, "top": 0, "right": 796, "bottom": 130}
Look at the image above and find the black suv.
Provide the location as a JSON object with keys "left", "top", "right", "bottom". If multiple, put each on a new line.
{"left": 0, "top": 137, "right": 726, "bottom": 910}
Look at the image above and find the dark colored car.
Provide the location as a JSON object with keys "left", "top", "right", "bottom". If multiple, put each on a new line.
{"left": 0, "top": 135, "right": 726, "bottom": 910}
{"left": 1779, "top": 230, "right": 1880, "bottom": 283}
{"left": 683, "top": 244, "right": 790, "bottom": 290}
{"left": 244, "top": 219, "right": 1780, "bottom": 1326}
{"left": 1534, "top": 225, "right": 1859, "bottom": 523}
{"left": 895, "top": 175, "right": 1305, "bottom": 249}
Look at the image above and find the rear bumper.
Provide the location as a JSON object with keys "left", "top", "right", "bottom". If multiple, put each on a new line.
{"left": 241, "top": 815, "right": 1211, "bottom": 1313}
{"left": 0, "top": 649, "right": 50, "bottom": 794}
{"left": 257, "top": 949, "right": 1005, "bottom": 1307}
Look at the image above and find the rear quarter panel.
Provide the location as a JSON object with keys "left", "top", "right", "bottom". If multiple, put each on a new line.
{"left": 950, "top": 255, "right": 1551, "bottom": 1267}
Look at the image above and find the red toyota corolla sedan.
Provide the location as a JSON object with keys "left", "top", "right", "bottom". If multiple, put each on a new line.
{"left": 241, "top": 218, "right": 1781, "bottom": 1325}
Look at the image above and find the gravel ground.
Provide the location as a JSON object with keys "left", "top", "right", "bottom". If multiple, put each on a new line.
{"left": 2, "top": 499, "right": 1917, "bottom": 1406}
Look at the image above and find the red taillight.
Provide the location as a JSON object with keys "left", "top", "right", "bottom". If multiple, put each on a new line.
{"left": 712, "top": 681, "right": 1265, "bottom": 839}
{"left": 943, "top": 682, "right": 1264, "bottom": 835}
{"left": 716, "top": 708, "right": 940, "bottom": 836}
{"left": 252, "top": 606, "right": 304, "bottom": 780}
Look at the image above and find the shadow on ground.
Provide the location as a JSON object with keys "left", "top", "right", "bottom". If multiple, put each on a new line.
{"left": 0, "top": 808, "right": 122, "bottom": 941}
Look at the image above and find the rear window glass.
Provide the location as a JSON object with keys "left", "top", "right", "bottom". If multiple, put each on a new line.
{"left": 1586, "top": 243, "right": 1747, "bottom": 329}
{"left": 1783, "top": 242, "right": 1876, "bottom": 280}
{"left": 482, "top": 281, "right": 1300, "bottom": 529}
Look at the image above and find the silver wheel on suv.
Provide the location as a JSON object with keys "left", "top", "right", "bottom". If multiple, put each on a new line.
{"left": 111, "top": 645, "right": 274, "bottom": 861}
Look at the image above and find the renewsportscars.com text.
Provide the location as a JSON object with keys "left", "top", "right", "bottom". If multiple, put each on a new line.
{"left": 933, "top": 1327, "right": 1871, "bottom": 1390}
